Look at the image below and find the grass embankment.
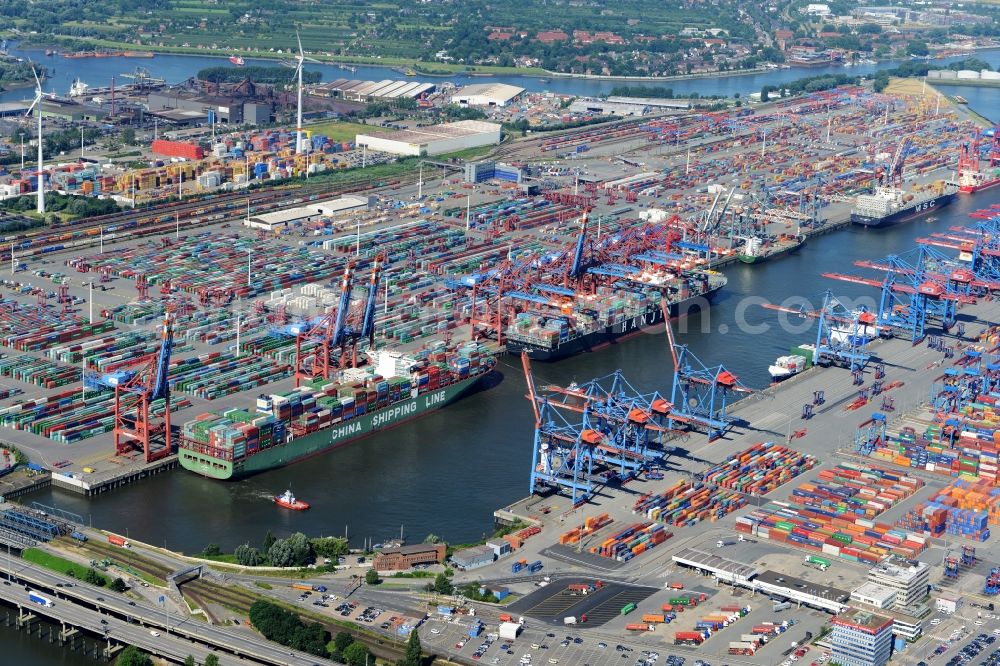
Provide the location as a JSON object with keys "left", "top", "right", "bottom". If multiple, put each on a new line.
{"left": 303, "top": 121, "right": 389, "bottom": 143}
{"left": 22, "top": 547, "right": 110, "bottom": 585}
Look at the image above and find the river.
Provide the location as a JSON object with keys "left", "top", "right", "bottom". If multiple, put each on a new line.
{"left": 3, "top": 44, "right": 1000, "bottom": 105}
{"left": 7, "top": 44, "right": 1000, "bottom": 666}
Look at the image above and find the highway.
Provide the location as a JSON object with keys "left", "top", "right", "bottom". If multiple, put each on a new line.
{"left": 0, "top": 560, "right": 329, "bottom": 666}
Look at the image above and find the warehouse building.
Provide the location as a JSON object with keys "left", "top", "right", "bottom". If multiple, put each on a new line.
{"left": 318, "top": 78, "right": 436, "bottom": 102}
{"left": 372, "top": 543, "right": 446, "bottom": 571}
{"left": 147, "top": 93, "right": 274, "bottom": 125}
{"left": 356, "top": 120, "right": 502, "bottom": 157}
{"left": 569, "top": 98, "right": 649, "bottom": 116}
{"left": 245, "top": 195, "right": 374, "bottom": 232}
{"left": 605, "top": 96, "right": 690, "bottom": 110}
{"left": 40, "top": 99, "right": 107, "bottom": 122}
{"left": 450, "top": 544, "right": 496, "bottom": 571}
{"left": 451, "top": 83, "right": 524, "bottom": 107}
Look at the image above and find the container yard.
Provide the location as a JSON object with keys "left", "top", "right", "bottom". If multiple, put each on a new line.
{"left": 1, "top": 71, "right": 1000, "bottom": 666}
{"left": 0, "top": 85, "right": 991, "bottom": 491}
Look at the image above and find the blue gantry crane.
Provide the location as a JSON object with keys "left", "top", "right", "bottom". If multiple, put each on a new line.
{"left": 662, "top": 304, "right": 753, "bottom": 441}
{"left": 84, "top": 310, "right": 175, "bottom": 462}
{"left": 824, "top": 253, "right": 976, "bottom": 345}
{"left": 288, "top": 259, "right": 386, "bottom": 385}
{"left": 855, "top": 412, "right": 887, "bottom": 456}
{"left": 522, "top": 353, "right": 684, "bottom": 504}
{"left": 762, "top": 290, "right": 875, "bottom": 371}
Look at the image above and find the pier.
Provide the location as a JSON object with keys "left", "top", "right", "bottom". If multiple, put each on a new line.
{"left": 50, "top": 456, "right": 177, "bottom": 496}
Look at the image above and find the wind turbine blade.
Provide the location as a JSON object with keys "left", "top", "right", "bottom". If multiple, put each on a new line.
{"left": 305, "top": 56, "right": 322, "bottom": 64}
{"left": 31, "top": 64, "right": 41, "bottom": 89}
{"left": 296, "top": 31, "right": 303, "bottom": 57}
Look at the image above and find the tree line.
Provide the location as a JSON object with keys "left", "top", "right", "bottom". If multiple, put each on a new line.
{"left": 202, "top": 530, "right": 350, "bottom": 568}
{"left": 197, "top": 66, "right": 323, "bottom": 85}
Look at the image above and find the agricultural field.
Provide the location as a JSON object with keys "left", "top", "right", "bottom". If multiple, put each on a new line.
{"left": 2, "top": 0, "right": 761, "bottom": 75}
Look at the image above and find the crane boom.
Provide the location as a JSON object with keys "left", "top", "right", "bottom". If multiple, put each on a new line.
{"left": 568, "top": 211, "right": 589, "bottom": 281}
{"left": 331, "top": 262, "right": 355, "bottom": 348}
{"left": 360, "top": 253, "right": 385, "bottom": 346}
{"left": 151, "top": 312, "right": 174, "bottom": 401}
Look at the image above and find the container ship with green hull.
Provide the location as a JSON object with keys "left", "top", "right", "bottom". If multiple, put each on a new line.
{"left": 178, "top": 343, "right": 494, "bottom": 480}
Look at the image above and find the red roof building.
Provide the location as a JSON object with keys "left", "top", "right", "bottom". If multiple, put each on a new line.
{"left": 536, "top": 30, "right": 569, "bottom": 43}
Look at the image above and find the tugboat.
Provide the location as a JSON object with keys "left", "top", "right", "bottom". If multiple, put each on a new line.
{"left": 274, "top": 489, "right": 309, "bottom": 510}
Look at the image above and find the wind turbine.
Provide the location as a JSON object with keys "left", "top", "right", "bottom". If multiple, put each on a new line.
{"left": 292, "top": 31, "right": 321, "bottom": 157}
{"left": 25, "top": 65, "right": 44, "bottom": 215}
{"left": 295, "top": 32, "right": 305, "bottom": 155}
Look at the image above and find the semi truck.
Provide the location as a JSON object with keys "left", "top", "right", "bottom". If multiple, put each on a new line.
{"left": 107, "top": 534, "right": 130, "bottom": 548}
{"left": 804, "top": 555, "right": 830, "bottom": 571}
{"left": 626, "top": 623, "right": 654, "bottom": 632}
{"left": 292, "top": 583, "right": 327, "bottom": 592}
{"left": 729, "top": 641, "right": 757, "bottom": 656}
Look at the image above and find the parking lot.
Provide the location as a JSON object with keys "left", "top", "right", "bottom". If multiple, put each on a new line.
{"left": 419, "top": 614, "right": 680, "bottom": 666}
{"left": 506, "top": 580, "right": 658, "bottom": 628}
{"left": 904, "top": 606, "right": 1000, "bottom": 666}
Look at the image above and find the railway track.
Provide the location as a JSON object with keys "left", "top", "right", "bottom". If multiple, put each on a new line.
{"left": 8, "top": 169, "right": 425, "bottom": 261}
{"left": 179, "top": 577, "right": 409, "bottom": 662}
{"left": 7, "top": 115, "right": 655, "bottom": 261}
{"left": 65, "top": 537, "right": 174, "bottom": 582}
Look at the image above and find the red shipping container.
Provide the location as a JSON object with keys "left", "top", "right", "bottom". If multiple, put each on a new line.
{"left": 151, "top": 139, "right": 205, "bottom": 160}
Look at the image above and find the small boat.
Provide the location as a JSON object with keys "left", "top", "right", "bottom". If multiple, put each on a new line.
{"left": 954, "top": 95, "right": 968, "bottom": 104}
{"left": 274, "top": 488, "right": 309, "bottom": 510}
{"left": 404, "top": 68, "right": 416, "bottom": 76}
{"left": 769, "top": 355, "right": 807, "bottom": 381}
{"left": 229, "top": 55, "right": 245, "bottom": 67}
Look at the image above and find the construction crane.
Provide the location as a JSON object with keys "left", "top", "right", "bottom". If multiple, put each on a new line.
{"left": 85, "top": 310, "right": 175, "bottom": 462}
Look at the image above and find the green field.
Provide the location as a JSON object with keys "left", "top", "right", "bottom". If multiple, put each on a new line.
{"left": 22, "top": 548, "right": 110, "bottom": 585}
{"left": 0, "top": 0, "right": 770, "bottom": 77}
{"left": 303, "top": 121, "right": 388, "bottom": 144}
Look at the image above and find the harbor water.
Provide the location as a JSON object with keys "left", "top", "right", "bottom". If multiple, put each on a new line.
{"left": 2, "top": 44, "right": 999, "bottom": 104}
{"left": 28, "top": 187, "right": 1000, "bottom": 553}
